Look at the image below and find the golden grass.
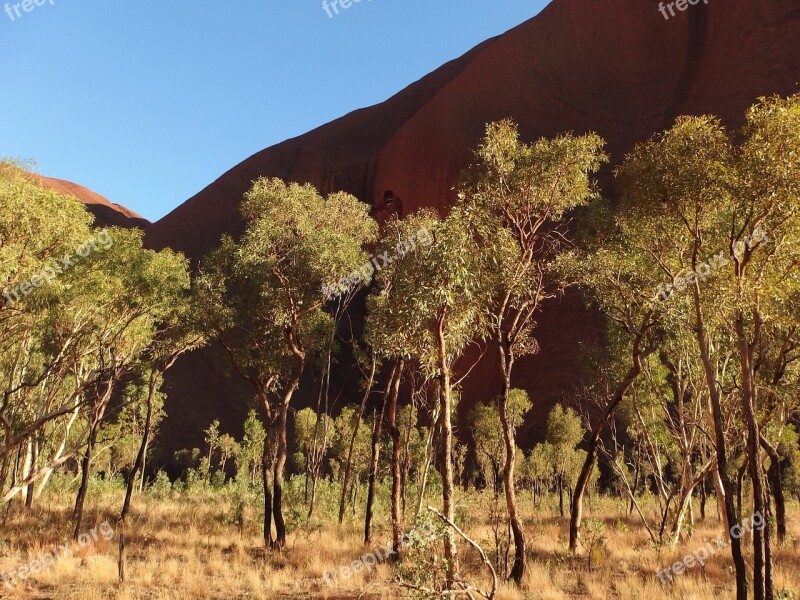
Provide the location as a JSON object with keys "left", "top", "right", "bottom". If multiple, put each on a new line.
{"left": 0, "top": 489, "right": 797, "bottom": 599}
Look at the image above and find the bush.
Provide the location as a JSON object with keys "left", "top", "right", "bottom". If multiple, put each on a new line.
{"left": 148, "top": 470, "right": 173, "bottom": 499}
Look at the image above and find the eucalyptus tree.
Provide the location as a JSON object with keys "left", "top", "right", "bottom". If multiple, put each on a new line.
{"left": 236, "top": 410, "right": 266, "bottom": 487}
{"left": 544, "top": 405, "right": 583, "bottom": 517}
{"left": 555, "top": 200, "right": 669, "bottom": 554}
{"left": 458, "top": 119, "right": 606, "bottom": 582}
{"left": 470, "top": 389, "right": 531, "bottom": 496}
{"left": 199, "top": 178, "right": 377, "bottom": 548}
{"left": 69, "top": 227, "right": 191, "bottom": 538}
{"left": 294, "top": 406, "right": 333, "bottom": 513}
{"left": 121, "top": 292, "right": 205, "bottom": 520}
{"left": 331, "top": 402, "right": 371, "bottom": 516}
{"left": 197, "top": 235, "right": 292, "bottom": 546}
{"left": 628, "top": 336, "right": 717, "bottom": 543}
{"left": 336, "top": 346, "right": 378, "bottom": 525}
{"left": 0, "top": 163, "right": 98, "bottom": 496}
{"left": 0, "top": 165, "right": 191, "bottom": 526}
{"left": 614, "top": 94, "right": 800, "bottom": 600}
{"left": 368, "top": 208, "right": 493, "bottom": 586}
{"left": 523, "top": 442, "right": 555, "bottom": 507}
{"left": 105, "top": 375, "right": 165, "bottom": 496}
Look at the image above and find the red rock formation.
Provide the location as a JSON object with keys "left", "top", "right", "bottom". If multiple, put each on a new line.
{"left": 145, "top": 0, "right": 800, "bottom": 454}
{"left": 36, "top": 174, "right": 149, "bottom": 229}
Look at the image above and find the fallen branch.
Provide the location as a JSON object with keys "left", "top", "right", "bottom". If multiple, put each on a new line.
{"left": 428, "top": 505, "right": 497, "bottom": 600}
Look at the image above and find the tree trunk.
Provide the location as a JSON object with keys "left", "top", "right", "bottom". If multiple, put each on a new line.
{"left": 122, "top": 374, "right": 157, "bottom": 521}
{"left": 20, "top": 438, "right": 33, "bottom": 507}
{"left": 692, "top": 289, "right": 747, "bottom": 600}
{"left": 139, "top": 437, "right": 149, "bottom": 493}
{"left": 365, "top": 361, "right": 396, "bottom": 544}
{"left": 0, "top": 453, "right": 9, "bottom": 497}
{"left": 24, "top": 438, "right": 36, "bottom": 509}
{"left": 700, "top": 475, "right": 707, "bottom": 521}
{"left": 73, "top": 420, "right": 100, "bottom": 540}
{"left": 73, "top": 376, "right": 115, "bottom": 539}
{"left": 761, "top": 436, "right": 786, "bottom": 545}
{"left": 272, "top": 397, "right": 290, "bottom": 549}
{"left": 736, "top": 316, "right": 768, "bottom": 600}
{"left": 436, "top": 310, "right": 458, "bottom": 587}
{"left": 272, "top": 330, "right": 305, "bottom": 550}
{"left": 569, "top": 351, "right": 647, "bottom": 552}
{"left": 498, "top": 353, "right": 526, "bottom": 583}
{"left": 262, "top": 437, "right": 274, "bottom": 548}
{"left": 387, "top": 358, "right": 405, "bottom": 558}
{"left": 338, "top": 357, "right": 376, "bottom": 525}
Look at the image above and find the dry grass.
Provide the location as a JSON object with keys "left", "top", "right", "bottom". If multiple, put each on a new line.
{"left": 0, "top": 487, "right": 798, "bottom": 599}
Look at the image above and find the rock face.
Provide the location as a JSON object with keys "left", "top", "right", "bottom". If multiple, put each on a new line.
{"left": 37, "top": 175, "right": 149, "bottom": 229}
{"left": 145, "top": 0, "right": 800, "bottom": 455}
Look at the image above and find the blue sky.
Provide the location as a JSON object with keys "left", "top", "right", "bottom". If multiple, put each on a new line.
{"left": 0, "top": 0, "right": 550, "bottom": 222}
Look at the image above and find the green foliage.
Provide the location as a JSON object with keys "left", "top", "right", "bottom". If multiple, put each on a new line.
{"left": 235, "top": 410, "right": 266, "bottom": 486}
{"left": 0, "top": 162, "right": 192, "bottom": 502}
{"left": 367, "top": 208, "right": 493, "bottom": 372}
{"left": 545, "top": 405, "right": 582, "bottom": 450}
{"left": 582, "top": 518, "right": 608, "bottom": 569}
{"left": 98, "top": 376, "right": 166, "bottom": 476}
{"left": 469, "top": 389, "right": 531, "bottom": 492}
{"left": 459, "top": 119, "right": 608, "bottom": 361}
{"left": 148, "top": 470, "right": 173, "bottom": 499}
{"left": 330, "top": 404, "right": 371, "bottom": 481}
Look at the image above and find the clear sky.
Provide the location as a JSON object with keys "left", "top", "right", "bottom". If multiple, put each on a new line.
{"left": 0, "top": 0, "right": 550, "bottom": 222}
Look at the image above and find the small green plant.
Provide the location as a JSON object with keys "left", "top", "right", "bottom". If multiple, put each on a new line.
{"left": 395, "top": 515, "right": 448, "bottom": 596}
{"left": 148, "top": 470, "right": 173, "bottom": 499}
{"left": 582, "top": 518, "right": 607, "bottom": 570}
{"left": 613, "top": 518, "right": 629, "bottom": 533}
{"left": 225, "top": 495, "right": 247, "bottom": 537}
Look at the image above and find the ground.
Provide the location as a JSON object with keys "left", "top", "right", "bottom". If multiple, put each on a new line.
{"left": 0, "top": 480, "right": 798, "bottom": 599}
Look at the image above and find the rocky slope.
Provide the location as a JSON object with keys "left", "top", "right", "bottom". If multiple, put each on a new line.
{"left": 37, "top": 174, "right": 149, "bottom": 229}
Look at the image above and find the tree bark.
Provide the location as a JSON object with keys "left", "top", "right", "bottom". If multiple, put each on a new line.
{"left": 338, "top": 357, "right": 376, "bottom": 525}
{"left": 761, "top": 436, "right": 786, "bottom": 545}
{"left": 569, "top": 339, "right": 649, "bottom": 552}
{"left": 271, "top": 329, "right": 306, "bottom": 550}
{"left": 261, "top": 440, "right": 274, "bottom": 547}
{"left": 692, "top": 288, "right": 747, "bottom": 600}
{"left": 365, "top": 361, "right": 396, "bottom": 544}
{"left": 272, "top": 396, "right": 291, "bottom": 549}
{"left": 497, "top": 345, "right": 526, "bottom": 583}
{"left": 121, "top": 372, "right": 158, "bottom": 521}
{"left": 387, "top": 358, "right": 405, "bottom": 558}
{"left": 24, "top": 438, "right": 36, "bottom": 509}
{"left": 74, "top": 379, "right": 114, "bottom": 540}
{"left": 700, "top": 476, "right": 707, "bottom": 521}
{"left": 73, "top": 420, "right": 99, "bottom": 540}
{"left": 436, "top": 309, "right": 458, "bottom": 587}
{"left": 736, "top": 316, "right": 768, "bottom": 600}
